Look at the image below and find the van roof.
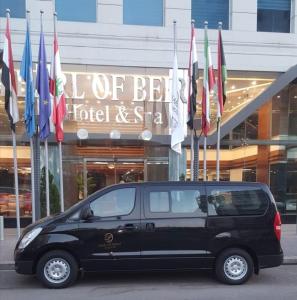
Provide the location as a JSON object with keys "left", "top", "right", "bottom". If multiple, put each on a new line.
{"left": 115, "top": 181, "right": 267, "bottom": 188}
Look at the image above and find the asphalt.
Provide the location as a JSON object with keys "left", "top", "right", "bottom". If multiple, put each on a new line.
{"left": 1, "top": 225, "right": 297, "bottom": 270}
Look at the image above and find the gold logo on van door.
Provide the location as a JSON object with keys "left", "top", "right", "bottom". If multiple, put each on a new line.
{"left": 104, "top": 233, "right": 114, "bottom": 244}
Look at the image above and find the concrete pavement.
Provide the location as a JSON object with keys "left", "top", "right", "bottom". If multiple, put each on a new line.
{"left": 1, "top": 224, "right": 297, "bottom": 270}
{"left": 1, "top": 265, "right": 297, "bottom": 299}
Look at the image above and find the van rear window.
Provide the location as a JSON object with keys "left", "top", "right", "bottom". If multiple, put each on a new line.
{"left": 208, "top": 187, "right": 268, "bottom": 216}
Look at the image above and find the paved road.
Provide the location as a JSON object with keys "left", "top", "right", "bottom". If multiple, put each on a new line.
{"left": 0, "top": 266, "right": 296, "bottom": 300}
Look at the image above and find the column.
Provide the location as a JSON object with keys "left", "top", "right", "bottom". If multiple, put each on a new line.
{"left": 231, "top": 0, "right": 257, "bottom": 31}
{"left": 256, "top": 101, "right": 272, "bottom": 184}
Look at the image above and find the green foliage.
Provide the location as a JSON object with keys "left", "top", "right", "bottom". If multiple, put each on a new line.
{"left": 76, "top": 173, "right": 96, "bottom": 199}
{"left": 40, "top": 167, "right": 60, "bottom": 217}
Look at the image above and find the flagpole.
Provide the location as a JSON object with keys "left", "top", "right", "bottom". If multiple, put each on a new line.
{"left": 39, "top": 10, "right": 50, "bottom": 216}
{"left": 203, "top": 136, "right": 207, "bottom": 181}
{"left": 216, "top": 118, "right": 221, "bottom": 181}
{"left": 30, "top": 138, "right": 36, "bottom": 221}
{"left": 12, "top": 131, "right": 21, "bottom": 237}
{"left": 53, "top": 12, "right": 65, "bottom": 211}
{"left": 193, "top": 130, "right": 198, "bottom": 181}
{"left": 190, "top": 19, "right": 195, "bottom": 181}
{"left": 24, "top": 9, "right": 36, "bottom": 222}
{"left": 191, "top": 131, "right": 194, "bottom": 180}
{"left": 173, "top": 20, "right": 180, "bottom": 181}
{"left": 45, "top": 139, "right": 50, "bottom": 216}
{"left": 203, "top": 21, "right": 209, "bottom": 182}
{"left": 58, "top": 142, "right": 64, "bottom": 211}
{"left": 216, "top": 22, "right": 223, "bottom": 182}
{"left": 5, "top": 9, "right": 21, "bottom": 237}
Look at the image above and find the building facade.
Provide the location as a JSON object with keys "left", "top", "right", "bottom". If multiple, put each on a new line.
{"left": 0, "top": 0, "right": 297, "bottom": 224}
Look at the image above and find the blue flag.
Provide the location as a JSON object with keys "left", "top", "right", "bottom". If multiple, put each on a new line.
{"left": 36, "top": 27, "right": 50, "bottom": 140}
{"left": 20, "top": 21, "right": 35, "bottom": 138}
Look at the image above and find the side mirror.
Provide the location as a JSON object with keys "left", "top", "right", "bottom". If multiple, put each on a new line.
{"left": 80, "top": 205, "right": 94, "bottom": 220}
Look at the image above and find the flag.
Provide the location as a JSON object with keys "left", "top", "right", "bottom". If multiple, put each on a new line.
{"left": 217, "top": 28, "right": 227, "bottom": 119}
{"left": 201, "top": 25, "right": 215, "bottom": 137}
{"left": 170, "top": 50, "right": 184, "bottom": 154}
{"left": 36, "top": 26, "right": 51, "bottom": 140}
{"left": 49, "top": 32, "right": 67, "bottom": 142}
{"left": 20, "top": 20, "right": 35, "bottom": 137}
{"left": 187, "top": 24, "right": 198, "bottom": 130}
{"left": 1, "top": 17, "right": 19, "bottom": 132}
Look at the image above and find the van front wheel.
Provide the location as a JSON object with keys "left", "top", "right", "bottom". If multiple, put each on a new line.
{"left": 36, "top": 250, "right": 78, "bottom": 288}
{"left": 215, "top": 248, "right": 253, "bottom": 285}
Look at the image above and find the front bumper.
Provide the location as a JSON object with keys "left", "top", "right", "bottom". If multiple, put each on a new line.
{"left": 15, "top": 260, "right": 34, "bottom": 275}
{"left": 14, "top": 248, "right": 34, "bottom": 275}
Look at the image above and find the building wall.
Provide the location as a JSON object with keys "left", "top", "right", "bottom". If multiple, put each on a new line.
{"left": 0, "top": 0, "right": 297, "bottom": 72}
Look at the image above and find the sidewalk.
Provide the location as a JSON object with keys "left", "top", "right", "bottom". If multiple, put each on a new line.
{"left": 1, "top": 225, "right": 297, "bottom": 270}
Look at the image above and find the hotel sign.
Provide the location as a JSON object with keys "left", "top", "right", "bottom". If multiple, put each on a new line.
{"left": 0, "top": 67, "right": 188, "bottom": 134}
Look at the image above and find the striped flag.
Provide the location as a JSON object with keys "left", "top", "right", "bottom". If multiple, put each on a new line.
{"left": 20, "top": 19, "right": 35, "bottom": 137}
{"left": 201, "top": 24, "right": 215, "bottom": 137}
{"left": 1, "top": 17, "right": 19, "bottom": 131}
{"left": 217, "top": 28, "right": 227, "bottom": 119}
{"left": 187, "top": 23, "right": 198, "bottom": 130}
{"left": 49, "top": 32, "right": 66, "bottom": 142}
{"left": 36, "top": 26, "right": 51, "bottom": 141}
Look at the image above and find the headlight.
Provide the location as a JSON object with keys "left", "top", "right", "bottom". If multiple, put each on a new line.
{"left": 18, "top": 227, "right": 42, "bottom": 249}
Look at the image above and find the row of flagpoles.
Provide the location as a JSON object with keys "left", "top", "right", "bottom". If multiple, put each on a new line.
{"left": 170, "top": 20, "right": 227, "bottom": 182}
{"left": 1, "top": 10, "right": 226, "bottom": 236}
{"left": 1, "top": 9, "right": 67, "bottom": 237}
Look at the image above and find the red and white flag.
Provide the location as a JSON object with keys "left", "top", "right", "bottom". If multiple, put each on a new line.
{"left": 49, "top": 33, "right": 66, "bottom": 142}
{"left": 1, "top": 17, "right": 19, "bottom": 131}
{"left": 201, "top": 24, "right": 215, "bottom": 137}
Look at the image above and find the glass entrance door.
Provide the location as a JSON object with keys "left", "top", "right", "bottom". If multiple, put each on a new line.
{"left": 83, "top": 158, "right": 144, "bottom": 197}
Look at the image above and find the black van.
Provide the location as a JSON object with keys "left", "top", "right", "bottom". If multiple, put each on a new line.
{"left": 14, "top": 182, "right": 283, "bottom": 288}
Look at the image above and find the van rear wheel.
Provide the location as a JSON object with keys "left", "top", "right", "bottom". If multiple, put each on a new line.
{"left": 36, "top": 250, "right": 78, "bottom": 288}
{"left": 215, "top": 248, "right": 253, "bottom": 285}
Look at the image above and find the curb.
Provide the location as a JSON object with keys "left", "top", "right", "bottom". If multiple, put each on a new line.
{"left": 0, "top": 258, "right": 297, "bottom": 271}
{"left": 0, "top": 261, "right": 14, "bottom": 270}
{"left": 283, "top": 257, "right": 297, "bottom": 265}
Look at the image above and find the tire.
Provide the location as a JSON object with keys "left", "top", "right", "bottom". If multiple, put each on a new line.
{"left": 215, "top": 248, "right": 253, "bottom": 285}
{"left": 36, "top": 250, "right": 79, "bottom": 288}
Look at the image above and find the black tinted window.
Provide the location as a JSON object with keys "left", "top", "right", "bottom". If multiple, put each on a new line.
{"left": 149, "top": 192, "right": 169, "bottom": 212}
{"left": 147, "top": 188, "right": 206, "bottom": 217}
{"left": 208, "top": 187, "right": 268, "bottom": 216}
{"left": 90, "top": 188, "right": 135, "bottom": 217}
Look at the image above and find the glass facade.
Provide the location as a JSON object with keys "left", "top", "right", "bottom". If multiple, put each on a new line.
{"left": 257, "top": 0, "right": 291, "bottom": 33}
{"left": 123, "top": 0, "right": 164, "bottom": 26}
{"left": 191, "top": 0, "right": 229, "bottom": 29}
{"left": 0, "top": 0, "right": 25, "bottom": 18}
{"left": 0, "top": 64, "right": 296, "bottom": 223}
{"left": 55, "top": 0, "right": 97, "bottom": 23}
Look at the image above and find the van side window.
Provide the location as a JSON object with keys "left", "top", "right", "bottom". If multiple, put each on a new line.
{"left": 208, "top": 187, "right": 268, "bottom": 216}
{"left": 171, "top": 190, "right": 199, "bottom": 213}
{"left": 150, "top": 192, "right": 169, "bottom": 212}
{"left": 147, "top": 188, "right": 206, "bottom": 217}
{"left": 90, "top": 188, "right": 136, "bottom": 217}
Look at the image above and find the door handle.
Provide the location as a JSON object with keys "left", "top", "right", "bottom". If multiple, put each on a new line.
{"left": 146, "top": 222, "right": 155, "bottom": 231}
{"left": 117, "top": 223, "right": 138, "bottom": 233}
{"left": 124, "top": 223, "right": 137, "bottom": 230}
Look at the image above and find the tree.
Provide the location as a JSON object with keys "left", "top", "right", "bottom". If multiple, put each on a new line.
{"left": 40, "top": 167, "right": 60, "bottom": 217}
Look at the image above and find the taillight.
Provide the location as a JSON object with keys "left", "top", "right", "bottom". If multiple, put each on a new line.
{"left": 274, "top": 211, "right": 282, "bottom": 241}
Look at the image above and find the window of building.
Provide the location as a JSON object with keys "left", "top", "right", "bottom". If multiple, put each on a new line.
{"left": 123, "top": 0, "right": 164, "bottom": 26}
{"left": 208, "top": 187, "right": 268, "bottom": 216}
{"left": 90, "top": 188, "right": 136, "bottom": 217}
{"left": 257, "top": 0, "right": 291, "bottom": 33}
{"left": 0, "top": 0, "right": 25, "bottom": 18}
{"left": 191, "top": 0, "right": 229, "bottom": 29}
{"left": 55, "top": 0, "right": 97, "bottom": 23}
